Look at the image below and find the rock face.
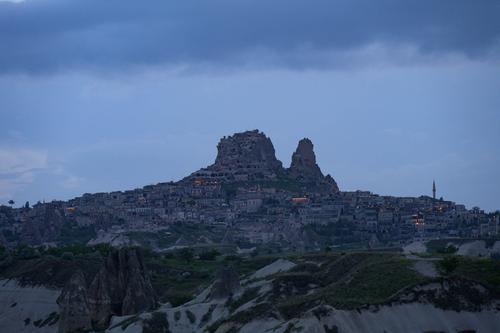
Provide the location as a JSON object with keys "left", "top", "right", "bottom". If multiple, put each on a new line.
{"left": 324, "top": 174, "right": 340, "bottom": 193}
{"left": 289, "top": 138, "right": 339, "bottom": 192}
{"left": 57, "top": 248, "right": 157, "bottom": 332}
{"left": 20, "top": 203, "right": 66, "bottom": 245}
{"left": 289, "top": 138, "right": 323, "bottom": 180}
{"left": 216, "top": 130, "right": 281, "bottom": 168}
{"left": 191, "top": 130, "right": 283, "bottom": 182}
{"left": 87, "top": 248, "right": 157, "bottom": 328}
{"left": 57, "top": 271, "right": 92, "bottom": 333}
{"left": 210, "top": 267, "right": 240, "bottom": 299}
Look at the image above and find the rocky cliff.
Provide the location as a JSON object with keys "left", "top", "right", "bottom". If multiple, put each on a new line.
{"left": 288, "top": 138, "right": 339, "bottom": 192}
{"left": 89, "top": 247, "right": 157, "bottom": 327}
{"left": 57, "top": 248, "right": 157, "bottom": 332}
{"left": 289, "top": 138, "right": 323, "bottom": 179}
{"left": 214, "top": 130, "right": 283, "bottom": 172}
{"left": 20, "top": 204, "right": 66, "bottom": 245}
{"left": 191, "top": 130, "right": 284, "bottom": 182}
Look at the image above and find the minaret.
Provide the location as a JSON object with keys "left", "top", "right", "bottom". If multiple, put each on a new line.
{"left": 432, "top": 180, "right": 436, "bottom": 200}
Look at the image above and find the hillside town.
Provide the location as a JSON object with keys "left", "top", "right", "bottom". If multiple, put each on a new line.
{"left": 1, "top": 130, "right": 498, "bottom": 251}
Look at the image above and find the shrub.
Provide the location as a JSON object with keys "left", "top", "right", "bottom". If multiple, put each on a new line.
{"left": 94, "top": 243, "right": 112, "bottom": 256}
{"left": 437, "top": 245, "right": 458, "bottom": 254}
{"left": 168, "top": 293, "right": 192, "bottom": 307}
{"left": 177, "top": 248, "right": 194, "bottom": 263}
{"left": 163, "top": 252, "right": 174, "bottom": 259}
{"left": 0, "top": 253, "right": 13, "bottom": 268}
{"left": 185, "top": 310, "right": 196, "bottom": 324}
{"left": 200, "top": 304, "right": 217, "bottom": 325}
{"left": 17, "top": 246, "right": 40, "bottom": 259}
{"left": 199, "top": 249, "right": 220, "bottom": 261}
{"left": 224, "top": 255, "right": 241, "bottom": 262}
{"left": 229, "top": 302, "right": 274, "bottom": 324}
{"left": 143, "top": 312, "right": 170, "bottom": 333}
{"left": 439, "top": 256, "right": 460, "bottom": 275}
{"left": 61, "top": 252, "right": 74, "bottom": 260}
{"left": 116, "top": 316, "right": 139, "bottom": 330}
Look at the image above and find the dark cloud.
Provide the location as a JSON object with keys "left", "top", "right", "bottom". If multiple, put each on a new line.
{"left": 1, "top": 0, "right": 499, "bottom": 74}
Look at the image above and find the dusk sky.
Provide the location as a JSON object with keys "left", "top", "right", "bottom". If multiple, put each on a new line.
{"left": 0, "top": 0, "right": 499, "bottom": 211}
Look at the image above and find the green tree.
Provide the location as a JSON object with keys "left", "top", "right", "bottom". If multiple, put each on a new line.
{"left": 437, "top": 244, "right": 458, "bottom": 254}
{"left": 16, "top": 246, "right": 39, "bottom": 259}
{"left": 177, "top": 247, "right": 194, "bottom": 263}
{"left": 61, "top": 252, "right": 74, "bottom": 260}
{"left": 440, "top": 256, "right": 460, "bottom": 275}
{"left": 198, "top": 249, "right": 220, "bottom": 261}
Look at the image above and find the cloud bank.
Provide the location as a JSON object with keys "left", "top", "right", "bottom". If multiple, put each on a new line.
{"left": 1, "top": 0, "right": 499, "bottom": 74}
{"left": 0, "top": 148, "right": 47, "bottom": 198}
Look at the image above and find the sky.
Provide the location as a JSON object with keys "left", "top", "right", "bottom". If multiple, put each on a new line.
{"left": 0, "top": 0, "right": 499, "bottom": 212}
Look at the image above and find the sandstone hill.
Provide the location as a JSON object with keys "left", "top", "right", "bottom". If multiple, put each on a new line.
{"left": 188, "top": 129, "right": 339, "bottom": 193}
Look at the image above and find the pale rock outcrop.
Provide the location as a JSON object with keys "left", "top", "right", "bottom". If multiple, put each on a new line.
{"left": 250, "top": 258, "right": 296, "bottom": 279}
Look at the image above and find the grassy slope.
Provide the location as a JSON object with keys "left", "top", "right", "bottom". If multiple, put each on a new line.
{"left": 1, "top": 246, "right": 499, "bottom": 313}
{"left": 274, "top": 252, "right": 500, "bottom": 319}
{"left": 325, "top": 257, "right": 426, "bottom": 307}
{"left": 145, "top": 253, "right": 280, "bottom": 306}
{"left": 276, "top": 252, "right": 429, "bottom": 317}
{"left": 452, "top": 256, "right": 500, "bottom": 293}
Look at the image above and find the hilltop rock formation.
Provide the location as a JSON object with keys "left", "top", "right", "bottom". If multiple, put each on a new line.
{"left": 57, "top": 248, "right": 157, "bottom": 332}
{"left": 288, "top": 138, "right": 339, "bottom": 192}
{"left": 289, "top": 138, "right": 323, "bottom": 180}
{"left": 190, "top": 130, "right": 284, "bottom": 182}
{"left": 57, "top": 271, "right": 92, "bottom": 333}
{"left": 214, "top": 130, "right": 283, "bottom": 172}
{"left": 188, "top": 130, "right": 339, "bottom": 192}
